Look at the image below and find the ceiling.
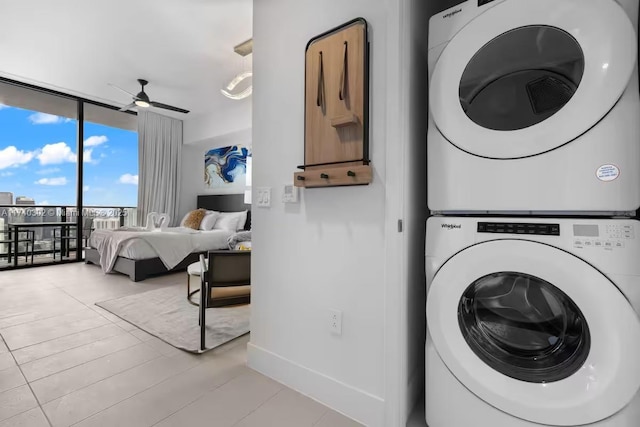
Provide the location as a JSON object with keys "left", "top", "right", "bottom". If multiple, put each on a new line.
{"left": 0, "top": 0, "right": 253, "bottom": 120}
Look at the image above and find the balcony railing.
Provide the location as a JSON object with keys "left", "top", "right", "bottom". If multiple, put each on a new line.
{"left": 0, "top": 205, "right": 137, "bottom": 268}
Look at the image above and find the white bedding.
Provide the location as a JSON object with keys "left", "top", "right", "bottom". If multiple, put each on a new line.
{"left": 89, "top": 227, "right": 234, "bottom": 264}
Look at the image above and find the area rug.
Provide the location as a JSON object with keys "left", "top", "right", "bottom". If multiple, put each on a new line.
{"left": 96, "top": 285, "right": 250, "bottom": 353}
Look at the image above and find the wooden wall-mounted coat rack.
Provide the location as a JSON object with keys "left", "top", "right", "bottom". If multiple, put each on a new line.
{"left": 294, "top": 18, "right": 371, "bottom": 188}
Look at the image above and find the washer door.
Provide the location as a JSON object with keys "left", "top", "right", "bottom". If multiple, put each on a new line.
{"left": 427, "top": 240, "right": 640, "bottom": 426}
{"left": 430, "top": 0, "right": 637, "bottom": 159}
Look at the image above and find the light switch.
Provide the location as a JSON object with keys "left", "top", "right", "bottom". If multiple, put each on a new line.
{"left": 256, "top": 187, "right": 271, "bottom": 207}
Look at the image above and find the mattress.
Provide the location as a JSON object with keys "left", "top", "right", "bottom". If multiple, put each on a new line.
{"left": 89, "top": 228, "right": 234, "bottom": 260}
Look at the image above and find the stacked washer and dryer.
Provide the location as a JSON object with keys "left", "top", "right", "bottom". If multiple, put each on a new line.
{"left": 425, "top": 0, "right": 640, "bottom": 426}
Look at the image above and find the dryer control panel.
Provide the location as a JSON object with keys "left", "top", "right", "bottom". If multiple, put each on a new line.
{"left": 477, "top": 222, "right": 560, "bottom": 236}
{"left": 573, "top": 224, "right": 634, "bottom": 249}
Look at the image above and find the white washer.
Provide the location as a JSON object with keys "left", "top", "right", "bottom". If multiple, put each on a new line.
{"left": 425, "top": 216, "right": 640, "bottom": 427}
{"left": 427, "top": 0, "right": 640, "bottom": 213}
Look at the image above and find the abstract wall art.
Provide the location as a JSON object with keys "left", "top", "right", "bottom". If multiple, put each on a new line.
{"left": 204, "top": 145, "right": 251, "bottom": 190}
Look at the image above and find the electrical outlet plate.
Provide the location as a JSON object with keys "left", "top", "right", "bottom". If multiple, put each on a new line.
{"left": 256, "top": 187, "right": 271, "bottom": 207}
{"left": 282, "top": 184, "right": 299, "bottom": 203}
{"left": 328, "top": 309, "right": 343, "bottom": 335}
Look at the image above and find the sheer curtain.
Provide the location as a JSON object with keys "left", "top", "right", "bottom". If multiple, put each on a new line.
{"left": 137, "top": 111, "right": 182, "bottom": 226}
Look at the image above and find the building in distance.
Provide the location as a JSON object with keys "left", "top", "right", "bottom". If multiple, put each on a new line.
{"left": 0, "top": 192, "right": 13, "bottom": 205}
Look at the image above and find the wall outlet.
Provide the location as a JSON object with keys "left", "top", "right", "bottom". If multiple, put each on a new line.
{"left": 256, "top": 187, "right": 271, "bottom": 207}
{"left": 328, "top": 309, "right": 343, "bottom": 335}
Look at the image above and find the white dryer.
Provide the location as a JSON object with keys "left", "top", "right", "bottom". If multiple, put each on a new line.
{"left": 427, "top": 0, "right": 640, "bottom": 213}
{"left": 425, "top": 216, "right": 640, "bottom": 426}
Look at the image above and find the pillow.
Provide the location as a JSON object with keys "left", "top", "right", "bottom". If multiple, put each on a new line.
{"left": 182, "top": 209, "right": 207, "bottom": 230}
{"left": 179, "top": 211, "right": 192, "bottom": 227}
{"left": 180, "top": 209, "right": 216, "bottom": 227}
{"left": 214, "top": 212, "right": 242, "bottom": 231}
{"left": 218, "top": 210, "right": 248, "bottom": 230}
{"left": 199, "top": 211, "right": 220, "bottom": 230}
{"left": 236, "top": 210, "right": 248, "bottom": 230}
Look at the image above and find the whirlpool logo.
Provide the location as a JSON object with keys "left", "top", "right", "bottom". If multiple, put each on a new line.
{"left": 442, "top": 8, "right": 462, "bottom": 19}
{"left": 441, "top": 224, "right": 462, "bottom": 230}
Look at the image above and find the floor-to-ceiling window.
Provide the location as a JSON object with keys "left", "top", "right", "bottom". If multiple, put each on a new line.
{"left": 0, "top": 78, "right": 137, "bottom": 269}
{"left": 67, "top": 104, "right": 138, "bottom": 258}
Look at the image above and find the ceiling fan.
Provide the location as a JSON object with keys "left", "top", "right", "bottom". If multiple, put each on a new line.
{"left": 109, "top": 79, "right": 190, "bottom": 114}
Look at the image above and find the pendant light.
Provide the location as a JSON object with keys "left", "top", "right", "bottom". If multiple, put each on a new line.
{"left": 221, "top": 38, "right": 253, "bottom": 100}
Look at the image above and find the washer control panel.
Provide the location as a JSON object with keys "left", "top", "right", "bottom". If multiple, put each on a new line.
{"left": 573, "top": 224, "right": 634, "bottom": 249}
{"left": 477, "top": 222, "right": 559, "bottom": 236}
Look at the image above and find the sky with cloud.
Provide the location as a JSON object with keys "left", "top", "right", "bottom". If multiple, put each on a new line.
{"left": 0, "top": 106, "right": 138, "bottom": 207}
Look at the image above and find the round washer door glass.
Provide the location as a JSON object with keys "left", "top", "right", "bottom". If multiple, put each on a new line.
{"left": 428, "top": 0, "right": 637, "bottom": 159}
{"left": 459, "top": 272, "right": 590, "bottom": 383}
{"left": 459, "top": 26, "right": 584, "bottom": 131}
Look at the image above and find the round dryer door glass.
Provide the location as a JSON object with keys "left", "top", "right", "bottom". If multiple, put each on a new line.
{"left": 458, "top": 272, "right": 590, "bottom": 383}
{"left": 459, "top": 26, "right": 585, "bottom": 131}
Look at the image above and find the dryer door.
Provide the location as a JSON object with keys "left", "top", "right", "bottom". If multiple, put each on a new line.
{"left": 430, "top": 0, "right": 637, "bottom": 159}
{"left": 427, "top": 239, "right": 640, "bottom": 426}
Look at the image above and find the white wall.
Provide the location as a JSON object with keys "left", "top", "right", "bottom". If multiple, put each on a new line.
{"left": 179, "top": 127, "right": 251, "bottom": 219}
{"left": 183, "top": 100, "right": 252, "bottom": 145}
{"left": 249, "top": 1, "right": 408, "bottom": 426}
{"left": 180, "top": 95, "right": 252, "bottom": 220}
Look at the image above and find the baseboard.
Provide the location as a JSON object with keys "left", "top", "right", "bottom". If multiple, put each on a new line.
{"left": 247, "top": 343, "right": 385, "bottom": 427}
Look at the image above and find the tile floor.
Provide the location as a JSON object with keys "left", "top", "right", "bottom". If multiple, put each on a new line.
{"left": 0, "top": 263, "right": 362, "bottom": 427}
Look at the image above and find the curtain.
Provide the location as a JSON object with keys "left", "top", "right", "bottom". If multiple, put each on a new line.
{"left": 137, "top": 111, "right": 182, "bottom": 226}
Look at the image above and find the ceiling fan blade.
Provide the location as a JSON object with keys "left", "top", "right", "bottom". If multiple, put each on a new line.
{"left": 149, "top": 101, "right": 190, "bottom": 114}
{"left": 108, "top": 83, "right": 137, "bottom": 98}
{"left": 119, "top": 102, "right": 137, "bottom": 112}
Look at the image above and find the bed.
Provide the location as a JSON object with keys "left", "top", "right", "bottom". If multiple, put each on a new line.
{"left": 85, "top": 194, "right": 251, "bottom": 281}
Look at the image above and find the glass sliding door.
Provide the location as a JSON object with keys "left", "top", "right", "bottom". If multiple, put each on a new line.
{"left": 0, "top": 78, "right": 137, "bottom": 270}
{"left": 0, "top": 80, "right": 78, "bottom": 267}
{"left": 81, "top": 103, "right": 138, "bottom": 257}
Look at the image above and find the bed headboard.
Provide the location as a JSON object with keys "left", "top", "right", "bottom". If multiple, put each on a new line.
{"left": 197, "top": 194, "right": 251, "bottom": 230}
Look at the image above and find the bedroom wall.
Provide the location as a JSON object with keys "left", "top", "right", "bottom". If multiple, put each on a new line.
{"left": 178, "top": 127, "right": 251, "bottom": 220}
{"left": 183, "top": 99, "right": 252, "bottom": 145}
{"left": 249, "top": 0, "right": 409, "bottom": 426}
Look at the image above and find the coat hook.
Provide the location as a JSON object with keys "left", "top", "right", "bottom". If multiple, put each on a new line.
{"left": 321, "top": 173, "right": 329, "bottom": 179}
{"left": 297, "top": 176, "right": 306, "bottom": 181}
{"left": 347, "top": 170, "right": 356, "bottom": 177}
